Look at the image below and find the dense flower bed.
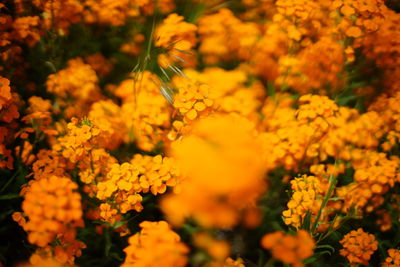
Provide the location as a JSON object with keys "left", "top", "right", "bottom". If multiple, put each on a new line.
{"left": 1, "top": 0, "right": 400, "bottom": 266}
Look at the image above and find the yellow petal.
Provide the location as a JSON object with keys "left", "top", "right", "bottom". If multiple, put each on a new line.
{"left": 186, "top": 109, "right": 197, "bottom": 120}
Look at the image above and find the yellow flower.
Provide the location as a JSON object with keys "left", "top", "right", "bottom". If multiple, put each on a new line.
{"left": 162, "top": 115, "right": 267, "bottom": 228}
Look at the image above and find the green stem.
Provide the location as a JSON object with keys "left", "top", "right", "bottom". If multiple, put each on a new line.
{"left": 317, "top": 214, "right": 338, "bottom": 243}
{"left": 263, "top": 258, "right": 276, "bottom": 267}
{"left": 146, "top": 19, "right": 155, "bottom": 57}
{"left": 318, "top": 212, "right": 360, "bottom": 243}
{"left": 0, "top": 168, "right": 21, "bottom": 193}
{"left": 311, "top": 173, "right": 338, "bottom": 234}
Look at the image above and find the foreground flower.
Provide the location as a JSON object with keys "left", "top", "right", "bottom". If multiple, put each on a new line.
{"left": 162, "top": 115, "right": 267, "bottom": 228}
{"left": 121, "top": 221, "right": 189, "bottom": 267}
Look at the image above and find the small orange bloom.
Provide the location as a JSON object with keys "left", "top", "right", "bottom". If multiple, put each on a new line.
{"left": 261, "top": 230, "right": 315, "bottom": 267}
{"left": 346, "top": 26, "right": 363, "bottom": 38}
{"left": 382, "top": 249, "right": 400, "bottom": 267}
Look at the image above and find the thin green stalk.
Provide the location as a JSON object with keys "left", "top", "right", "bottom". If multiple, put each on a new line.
{"left": 0, "top": 168, "right": 21, "bottom": 193}
{"left": 318, "top": 211, "right": 361, "bottom": 243}
{"left": 146, "top": 19, "right": 156, "bottom": 57}
{"left": 317, "top": 214, "right": 338, "bottom": 243}
{"left": 263, "top": 258, "right": 276, "bottom": 267}
{"left": 311, "top": 174, "right": 338, "bottom": 234}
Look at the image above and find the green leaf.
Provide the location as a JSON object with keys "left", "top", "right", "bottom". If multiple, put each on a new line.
{"left": 112, "top": 221, "right": 125, "bottom": 229}
{"left": 337, "top": 94, "right": 357, "bottom": 106}
{"left": 109, "top": 252, "right": 123, "bottom": 261}
{"left": 44, "top": 61, "right": 57, "bottom": 73}
{"left": 267, "top": 82, "right": 276, "bottom": 97}
{"left": 301, "top": 211, "right": 312, "bottom": 231}
{"left": 257, "top": 249, "right": 265, "bottom": 267}
{"left": 316, "top": 244, "right": 335, "bottom": 253}
{"left": 105, "top": 228, "right": 112, "bottom": 257}
{"left": 0, "top": 194, "right": 21, "bottom": 200}
{"left": 303, "top": 250, "right": 332, "bottom": 264}
{"left": 303, "top": 256, "right": 318, "bottom": 265}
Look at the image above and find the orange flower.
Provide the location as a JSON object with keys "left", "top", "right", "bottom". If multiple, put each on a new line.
{"left": 261, "top": 230, "right": 315, "bottom": 267}
{"left": 11, "top": 16, "right": 41, "bottom": 46}
{"left": 162, "top": 115, "right": 267, "bottom": 229}
{"left": 339, "top": 228, "right": 378, "bottom": 266}
{"left": 340, "top": 5, "right": 355, "bottom": 16}
{"left": 0, "top": 76, "right": 12, "bottom": 110}
{"left": 198, "top": 8, "right": 260, "bottom": 62}
{"left": 31, "top": 150, "right": 69, "bottom": 180}
{"left": 32, "top": 0, "right": 83, "bottom": 33}
{"left": 130, "top": 154, "right": 182, "bottom": 195}
{"left": 205, "top": 257, "right": 245, "bottom": 267}
{"left": 83, "top": 0, "right": 139, "bottom": 26}
{"left": 16, "top": 175, "right": 84, "bottom": 264}
{"left": 173, "top": 81, "right": 214, "bottom": 124}
{"left": 193, "top": 232, "right": 230, "bottom": 261}
{"left": 122, "top": 221, "right": 189, "bottom": 267}
{"left": 282, "top": 175, "right": 326, "bottom": 228}
{"left": 382, "top": 249, "right": 400, "bottom": 267}
{"left": 53, "top": 118, "right": 110, "bottom": 163}
{"left": 346, "top": 26, "right": 363, "bottom": 38}
{"left": 113, "top": 71, "right": 171, "bottom": 151}
{"left": 155, "top": 13, "right": 197, "bottom": 50}
{"left": 84, "top": 53, "right": 113, "bottom": 77}
{"left": 276, "top": 37, "right": 346, "bottom": 94}
{"left": 337, "top": 151, "right": 400, "bottom": 213}
{"left": 94, "top": 153, "right": 182, "bottom": 222}
{"left": 16, "top": 249, "right": 75, "bottom": 267}
{"left": 376, "top": 210, "right": 393, "bottom": 232}
{"left": 155, "top": 13, "right": 197, "bottom": 68}
{"left": 46, "top": 58, "right": 101, "bottom": 118}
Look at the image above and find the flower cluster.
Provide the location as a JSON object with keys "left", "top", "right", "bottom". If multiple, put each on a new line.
{"left": 261, "top": 230, "right": 315, "bottom": 267}
{"left": 111, "top": 71, "right": 172, "bottom": 151}
{"left": 53, "top": 118, "right": 109, "bottom": 163}
{"left": 337, "top": 151, "right": 400, "bottom": 213}
{"left": 16, "top": 251, "right": 72, "bottom": 267}
{"left": 282, "top": 175, "right": 326, "bottom": 228}
{"left": 3, "top": 0, "right": 400, "bottom": 266}
{"left": 121, "top": 221, "right": 189, "bottom": 267}
{"left": 46, "top": 58, "right": 101, "bottom": 118}
{"left": 333, "top": 0, "right": 386, "bottom": 38}
{"left": 130, "top": 154, "right": 182, "bottom": 195}
{"left": 276, "top": 37, "right": 346, "bottom": 94}
{"left": 172, "top": 80, "right": 214, "bottom": 123}
{"left": 0, "top": 76, "right": 19, "bottom": 169}
{"left": 32, "top": 0, "right": 83, "bottom": 33}
{"left": 156, "top": 13, "right": 197, "bottom": 50}
{"left": 155, "top": 13, "right": 197, "bottom": 68}
{"left": 83, "top": 0, "right": 140, "bottom": 26}
{"left": 382, "top": 249, "right": 400, "bottom": 267}
{"left": 96, "top": 163, "right": 143, "bottom": 218}
{"left": 198, "top": 8, "right": 260, "bottom": 63}
{"left": 95, "top": 154, "right": 182, "bottom": 223}
{"left": 14, "top": 176, "right": 85, "bottom": 264}
{"left": 192, "top": 232, "right": 230, "bottom": 262}
{"left": 339, "top": 228, "right": 378, "bottom": 266}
